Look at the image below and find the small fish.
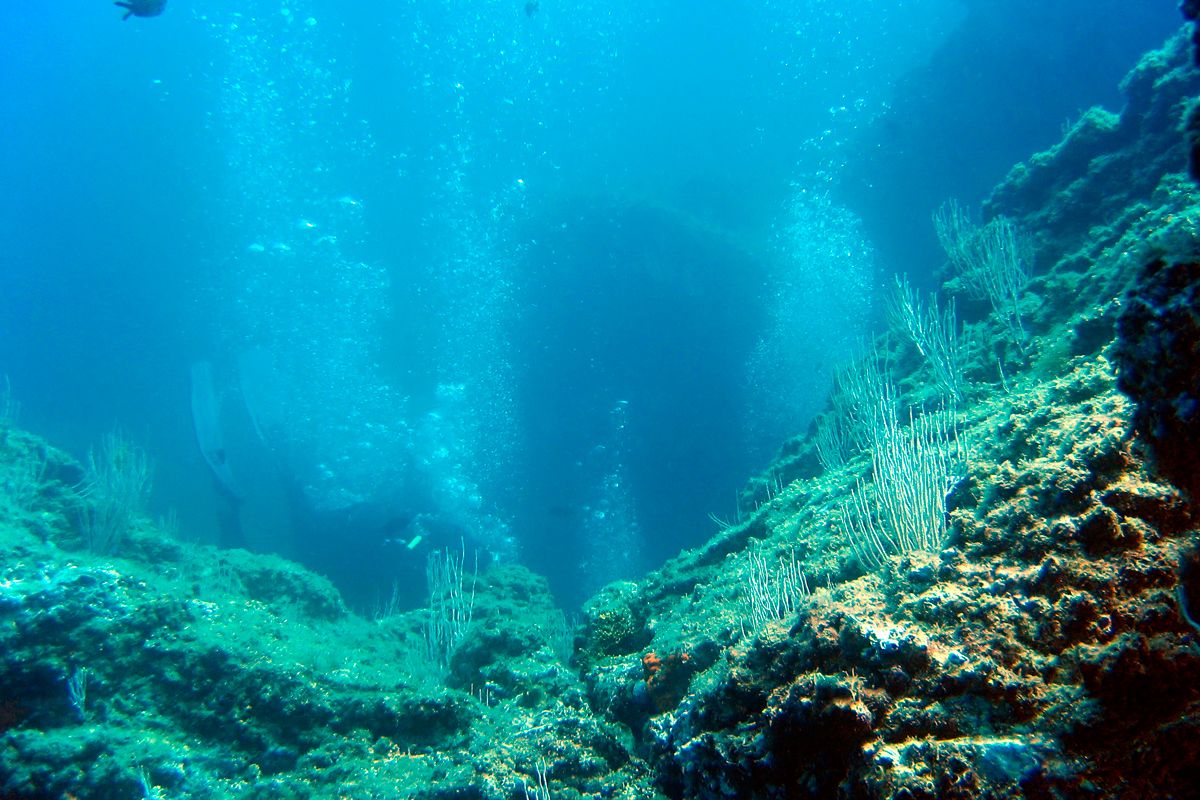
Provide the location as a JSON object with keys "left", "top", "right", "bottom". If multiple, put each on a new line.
{"left": 525, "top": 1, "right": 539, "bottom": 17}
{"left": 114, "top": 0, "right": 166, "bottom": 21}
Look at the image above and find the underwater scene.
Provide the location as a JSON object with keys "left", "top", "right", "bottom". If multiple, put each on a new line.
{"left": 2, "top": 0, "right": 1200, "bottom": 797}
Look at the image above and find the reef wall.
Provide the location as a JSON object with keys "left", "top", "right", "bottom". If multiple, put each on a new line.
{"left": 575, "top": 27, "right": 1200, "bottom": 800}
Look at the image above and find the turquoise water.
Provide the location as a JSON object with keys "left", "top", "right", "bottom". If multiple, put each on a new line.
{"left": 0, "top": 0, "right": 1179, "bottom": 609}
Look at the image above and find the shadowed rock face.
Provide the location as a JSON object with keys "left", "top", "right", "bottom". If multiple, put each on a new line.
{"left": 114, "top": 0, "right": 165, "bottom": 21}
{"left": 1183, "top": 4, "right": 1200, "bottom": 179}
{"left": 1115, "top": 257, "right": 1200, "bottom": 499}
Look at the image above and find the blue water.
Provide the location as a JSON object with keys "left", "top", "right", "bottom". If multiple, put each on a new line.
{"left": 0, "top": 0, "right": 1180, "bottom": 608}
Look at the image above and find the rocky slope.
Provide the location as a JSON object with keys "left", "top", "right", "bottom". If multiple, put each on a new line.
{"left": 0, "top": 425, "right": 653, "bottom": 798}
{"left": 575, "top": 27, "right": 1200, "bottom": 800}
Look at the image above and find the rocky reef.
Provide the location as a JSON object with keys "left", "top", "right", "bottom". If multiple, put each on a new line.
{"left": 575, "top": 27, "right": 1200, "bottom": 800}
{"left": 0, "top": 427, "right": 651, "bottom": 798}
{"left": 3, "top": 22, "right": 1200, "bottom": 800}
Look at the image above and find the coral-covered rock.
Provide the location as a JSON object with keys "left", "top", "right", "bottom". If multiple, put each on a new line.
{"left": 988, "top": 31, "right": 1200, "bottom": 277}
{"left": 576, "top": 581, "right": 653, "bottom": 669}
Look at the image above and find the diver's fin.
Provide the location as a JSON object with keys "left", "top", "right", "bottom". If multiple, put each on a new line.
{"left": 123, "top": 12, "right": 133, "bottom": 20}
{"left": 191, "top": 360, "right": 245, "bottom": 503}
